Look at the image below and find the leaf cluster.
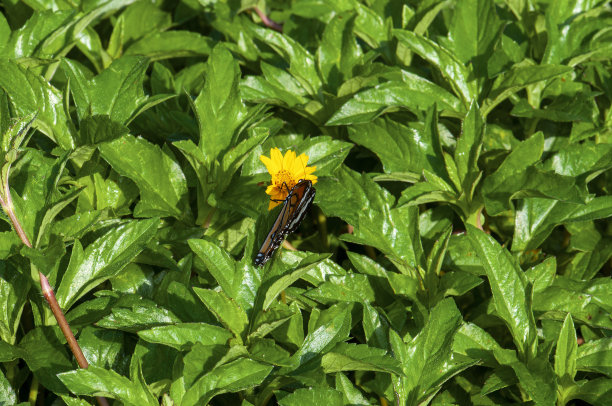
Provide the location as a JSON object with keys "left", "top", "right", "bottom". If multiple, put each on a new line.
{"left": 1, "top": 0, "right": 612, "bottom": 405}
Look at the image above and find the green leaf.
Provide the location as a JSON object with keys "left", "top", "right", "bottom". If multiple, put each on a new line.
{"left": 424, "top": 225, "right": 452, "bottom": 296}
{"left": 361, "top": 301, "right": 389, "bottom": 350}
{"left": 316, "top": 166, "right": 395, "bottom": 225}
{"left": 0, "top": 369, "right": 17, "bottom": 406}
{"left": 482, "top": 132, "right": 584, "bottom": 216}
{"left": 58, "top": 365, "right": 158, "bottom": 406}
{"left": 78, "top": 327, "right": 130, "bottom": 374}
{"left": 327, "top": 78, "right": 463, "bottom": 125}
{"left": 112, "top": 1, "right": 171, "bottom": 44}
{"left": 0, "top": 261, "right": 30, "bottom": 344}
{"left": 74, "top": 115, "right": 129, "bottom": 147}
{"left": 61, "top": 56, "right": 171, "bottom": 124}
{"left": 125, "top": 31, "right": 214, "bottom": 60}
{"left": 293, "top": 303, "right": 352, "bottom": 366}
{"left": 494, "top": 349, "right": 556, "bottom": 406}
{"left": 0, "top": 14, "right": 7, "bottom": 50}
{"left": 532, "top": 278, "right": 612, "bottom": 330}
{"left": 56, "top": 218, "right": 159, "bottom": 310}
{"left": 483, "top": 64, "right": 573, "bottom": 115}
{"left": 0, "top": 59, "right": 74, "bottom": 149}
{"left": 335, "top": 372, "right": 372, "bottom": 405}
{"left": 467, "top": 225, "right": 537, "bottom": 361}
{"left": 263, "top": 254, "right": 329, "bottom": 310}
{"left": 440, "top": 270, "right": 483, "bottom": 297}
{"left": 193, "top": 45, "right": 247, "bottom": 164}
{"left": 513, "top": 196, "right": 612, "bottom": 252}
{"left": 162, "top": 280, "right": 216, "bottom": 324}
{"left": 316, "top": 12, "right": 361, "bottom": 93}
{"left": 279, "top": 252, "right": 346, "bottom": 286}
{"left": 453, "top": 322, "right": 505, "bottom": 367}
{"left": 96, "top": 298, "right": 180, "bottom": 332}
{"left": 138, "top": 323, "right": 233, "bottom": 351}
{"left": 542, "top": 142, "right": 612, "bottom": 178}
{"left": 181, "top": 358, "right": 273, "bottom": 406}
{"left": 19, "top": 327, "right": 73, "bottom": 395}
{"left": 35, "top": 183, "right": 82, "bottom": 247}
{"left": 246, "top": 340, "right": 292, "bottom": 370}
{"left": 393, "top": 29, "right": 476, "bottom": 106}
{"left": 296, "top": 136, "right": 353, "bottom": 177}
{"left": 0, "top": 340, "right": 24, "bottom": 362}
{"left": 10, "top": 148, "right": 69, "bottom": 244}
{"left": 193, "top": 287, "right": 249, "bottom": 339}
{"left": 348, "top": 117, "right": 447, "bottom": 179}
{"left": 572, "top": 378, "right": 612, "bottom": 406}
{"left": 511, "top": 93, "right": 595, "bottom": 123}
{"left": 248, "top": 23, "right": 322, "bottom": 95}
{"left": 341, "top": 205, "right": 420, "bottom": 272}
{"left": 386, "top": 273, "right": 419, "bottom": 299}
{"left": 1, "top": 11, "right": 71, "bottom": 58}
{"left": 278, "top": 387, "right": 344, "bottom": 406}
{"left": 525, "top": 257, "right": 556, "bottom": 293}
{"left": 99, "top": 135, "right": 190, "bottom": 221}
{"left": 391, "top": 298, "right": 466, "bottom": 404}
{"left": 189, "top": 239, "right": 262, "bottom": 312}
{"left": 189, "top": 238, "right": 237, "bottom": 297}
{"left": 454, "top": 102, "right": 484, "bottom": 191}
{"left": 249, "top": 306, "right": 295, "bottom": 341}
{"left": 448, "top": 0, "right": 503, "bottom": 78}
{"left": 577, "top": 338, "right": 612, "bottom": 377}
{"left": 555, "top": 313, "right": 577, "bottom": 387}
{"left": 305, "top": 274, "right": 378, "bottom": 304}
{"left": 321, "top": 343, "right": 403, "bottom": 375}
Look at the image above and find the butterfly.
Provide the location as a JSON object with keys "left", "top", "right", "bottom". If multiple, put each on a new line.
{"left": 254, "top": 179, "right": 316, "bottom": 266}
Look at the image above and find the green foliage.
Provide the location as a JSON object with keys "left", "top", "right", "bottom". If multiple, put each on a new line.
{"left": 1, "top": 0, "right": 612, "bottom": 404}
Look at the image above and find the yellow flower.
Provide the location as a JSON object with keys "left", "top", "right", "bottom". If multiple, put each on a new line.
{"left": 260, "top": 148, "right": 317, "bottom": 210}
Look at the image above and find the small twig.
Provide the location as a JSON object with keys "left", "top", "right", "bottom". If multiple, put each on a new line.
{"left": 253, "top": 7, "right": 283, "bottom": 32}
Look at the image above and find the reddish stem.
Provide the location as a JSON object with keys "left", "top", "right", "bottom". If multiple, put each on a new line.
{"left": 2, "top": 188, "right": 109, "bottom": 406}
{"left": 39, "top": 274, "right": 88, "bottom": 368}
{"left": 253, "top": 7, "right": 283, "bottom": 32}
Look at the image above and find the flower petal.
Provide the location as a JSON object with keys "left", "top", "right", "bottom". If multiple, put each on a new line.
{"left": 268, "top": 200, "right": 281, "bottom": 210}
{"left": 305, "top": 165, "right": 317, "bottom": 175}
{"left": 265, "top": 184, "right": 277, "bottom": 195}
{"left": 291, "top": 153, "right": 308, "bottom": 176}
{"left": 282, "top": 149, "right": 295, "bottom": 171}
{"left": 271, "top": 148, "right": 283, "bottom": 167}
{"left": 260, "top": 155, "right": 278, "bottom": 175}
{"left": 305, "top": 173, "right": 318, "bottom": 184}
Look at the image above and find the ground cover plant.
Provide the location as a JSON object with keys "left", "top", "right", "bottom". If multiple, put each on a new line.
{"left": 1, "top": 0, "right": 612, "bottom": 404}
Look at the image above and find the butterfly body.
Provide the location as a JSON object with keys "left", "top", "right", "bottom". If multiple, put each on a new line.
{"left": 255, "top": 179, "right": 316, "bottom": 266}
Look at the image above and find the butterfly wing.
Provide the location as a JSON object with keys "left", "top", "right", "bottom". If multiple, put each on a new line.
{"left": 254, "top": 180, "right": 315, "bottom": 266}
{"left": 283, "top": 180, "right": 316, "bottom": 234}
{"left": 254, "top": 196, "right": 293, "bottom": 266}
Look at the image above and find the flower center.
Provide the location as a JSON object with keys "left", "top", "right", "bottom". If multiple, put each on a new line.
{"left": 274, "top": 170, "right": 296, "bottom": 191}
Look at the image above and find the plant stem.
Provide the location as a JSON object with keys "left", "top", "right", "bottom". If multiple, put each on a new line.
{"left": 2, "top": 190, "right": 109, "bottom": 406}
{"left": 316, "top": 208, "right": 328, "bottom": 251}
{"left": 252, "top": 7, "right": 283, "bottom": 32}
{"left": 28, "top": 374, "right": 39, "bottom": 404}
{"left": 39, "top": 273, "right": 88, "bottom": 368}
